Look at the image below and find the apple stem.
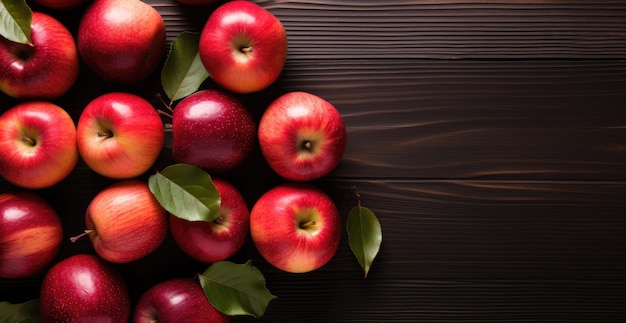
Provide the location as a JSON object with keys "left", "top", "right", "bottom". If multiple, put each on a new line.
{"left": 157, "top": 109, "right": 173, "bottom": 119}
{"left": 155, "top": 92, "right": 174, "bottom": 113}
{"left": 300, "top": 220, "right": 317, "bottom": 228}
{"left": 352, "top": 185, "right": 362, "bottom": 208}
{"left": 240, "top": 46, "right": 253, "bottom": 53}
{"left": 97, "top": 131, "right": 113, "bottom": 138}
{"left": 21, "top": 136, "right": 36, "bottom": 146}
{"left": 69, "top": 230, "right": 94, "bottom": 243}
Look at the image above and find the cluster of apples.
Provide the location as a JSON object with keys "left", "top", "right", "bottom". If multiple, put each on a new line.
{"left": 0, "top": 0, "right": 347, "bottom": 321}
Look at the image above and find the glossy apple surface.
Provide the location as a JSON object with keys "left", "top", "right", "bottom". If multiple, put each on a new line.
{"left": 32, "top": 0, "right": 90, "bottom": 10}
{"left": 258, "top": 91, "right": 347, "bottom": 181}
{"left": 77, "top": 0, "right": 166, "bottom": 83}
{"left": 134, "top": 277, "right": 230, "bottom": 323}
{"left": 40, "top": 254, "right": 131, "bottom": 322}
{"left": 77, "top": 92, "right": 164, "bottom": 179}
{"left": 170, "top": 178, "right": 250, "bottom": 263}
{"left": 0, "top": 101, "right": 78, "bottom": 189}
{"left": 250, "top": 183, "right": 341, "bottom": 273}
{"left": 75, "top": 180, "right": 167, "bottom": 263}
{"left": 172, "top": 89, "right": 256, "bottom": 173}
{"left": 199, "top": 1, "right": 288, "bottom": 93}
{"left": 0, "top": 191, "right": 63, "bottom": 279}
{"left": 0, "top": 11, "right": 79, "bottom": 99}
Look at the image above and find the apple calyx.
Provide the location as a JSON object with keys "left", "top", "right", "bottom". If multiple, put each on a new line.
{"left": 69, "top": 229, "right": 95, "bottom": 243}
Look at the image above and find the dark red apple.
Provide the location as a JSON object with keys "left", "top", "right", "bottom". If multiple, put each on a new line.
{"left": 0, "top": 11, "right": 79, "bottom": 99}
{"left": 39, "top": 254, "right": 131, "bottom": 322}
{"left": 172, "top": 89, "right": 256, "bottom": 173}
{"left": 0, "top": 191, "right": 63, "bottom": 279}
{"left": 77, "top": 0, "right": 166, "bottom": 83}
{"left": 134, "top": 277, "right": 230, "bottom": 323}
{"left": 258, "top": 91, "right": 347, "bottom": 181}
{"left": 169, "top": 177, "right": 250, "bottom": 263}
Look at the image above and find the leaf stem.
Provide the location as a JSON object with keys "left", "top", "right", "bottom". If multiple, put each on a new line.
{"left": 352, "top": 185, "right": 362, "bottom": 207}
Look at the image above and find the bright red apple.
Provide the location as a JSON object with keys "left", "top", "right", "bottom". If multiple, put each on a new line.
{"left": 134, "top": 277, "right": 230, "bottom": 323}
{"left": 0, "top": 11, "right": 79, "bottom": 99}
{"left": 0, "top": 101, "right": 78, "bottom": 189}
{"left": 71, "top": 180, "right": 168, "bottom": 263}
{"left": 0, "top": 191, "right": 63, "bottom": 279}
{"left": 32, "top": 0, "right": 90, "bottom": 10}
{"left": 249, "top": 183, "right": 341, "bottom": 273}
{"left": 170, "top": 177, "right": 250, "bottom": 264}
{"left": 199, "top": 0, "right": 288, "bottom": 93}
{"left": 76, "top": 92, "right": 164, "bottom": 179}
{"left": 172, "top": 89, "right": 256, "bottom": 173}
{"left": 258, "top": 91, "right": 347, "bottom": 182}
{"left": 40, "top": 254, "right": 131, "bottom": 322}
{"left": 77, "top": 0, "right": 166, "bottom": 83}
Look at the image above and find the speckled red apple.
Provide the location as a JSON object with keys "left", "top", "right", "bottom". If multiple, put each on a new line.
{"left": 172, "top": 89, "right": 256, "bottom": 173}
{"left": 40, "top": 254, "right": 131, "bottom": 322}
{"left": 169, "top": 177, "right": 250, "bottom": 263}
{"left": 134, "top": 277, "right": 230, "bottom": 323}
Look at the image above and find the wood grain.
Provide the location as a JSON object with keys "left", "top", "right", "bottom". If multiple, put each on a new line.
{"left": 154, "top": 0, "right": 626, "bottom": 59}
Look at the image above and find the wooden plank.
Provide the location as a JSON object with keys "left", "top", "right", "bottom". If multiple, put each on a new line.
{"left": 149, "top": 0, "right": 626, "bottom": 59}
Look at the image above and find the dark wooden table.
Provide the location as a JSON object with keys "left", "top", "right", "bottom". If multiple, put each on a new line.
{"left": 1, "top": 1, "right": 625, "bottom": 321}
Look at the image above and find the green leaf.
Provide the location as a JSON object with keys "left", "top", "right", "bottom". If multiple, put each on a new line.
{"left": 0, "top": 0, "right": 32, "bottom": 45}
{"left": 347, "top": 205, "right": 382, "bottom": 278}
{"left": 148, "top": 163, "right": 220, "bottom": 222}
{"left": 0, "top": 299, "right": 42, "bottom": 323}
{"left": 198, "top": 260, "right": 277, "bottom": 318}
{"left": 161, "top": 31, "right": 209, "bottom": 102}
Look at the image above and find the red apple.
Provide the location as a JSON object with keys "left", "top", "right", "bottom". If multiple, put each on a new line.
{"left": 40, "top": 254, "right": 131, "bottom": 322}
{"left": 0, "top": 11, "right": 79, "bottom": 99}
{"left": 0, "top": 191, "right": 63, "bottom": 279}
{"left": 258, "top": 91, "right": 347, "bottom": 181}
{"left": 170, "top": 177, "right": 250, "bottom": 264}
{"left": 32, "top": 0, "right": 90, "bottom": 10}
{"left": 71, "top": 180, "right": 168, "bottom": 263}
{"left": 76, "top": 92, "right": 164, "bottom": 179}
{"left": 0, "top": 101, "right": 78, "bottom": 189}
{"left": 172, "top": 89, "right": 256, "bottom": 173}
{"left": 249, "top": 183, "right": 341, "bottom": 273}
{"left": 134, "top": 277, "right": 230, "bottom": 323}
{"left": 199, "top": 0, "right": 288, "bottom": 93}
{"left": 77, "top": 0, "right": 166, "bottom": 83}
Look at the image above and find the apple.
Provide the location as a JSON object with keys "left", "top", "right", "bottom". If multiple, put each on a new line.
{"left": 76, "top": 92, "right": 164, "bottom": 179}
{"left": 172, "top": 89, "right": 256, "bottom": 173}
{"left": 169, "top": 177, "right": 250, "bottom": 264}
{"left": 0, "top": 191, "right": 63, "bottom": 279}
{"left": 70, "top": 180, "right": 167, "bottom": 263}
{"left": 32, "top": 0, "right": 90, "bottom": 10}
{"left": 134, "top": 277, "right": 230, "bottom": 323}
{"left": 40, "top": 254, "right": 131, "bottom": 322}
{"left": 249, "top": 183, "right": 341, "bottom": 273}
{"left": 0, "top": 11, "right": 79, "bottom": 99}
{"left": 0, "top": 101, "right": 78, "bottom": 189}
{"left": 77, "top": 0, "right": 166, "bottom": 83}
{"left": 258, "top": 91, "right": 347, "bottom": 181}
{"left": 199, "top": 0, "right": 288, "bottom": 93}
